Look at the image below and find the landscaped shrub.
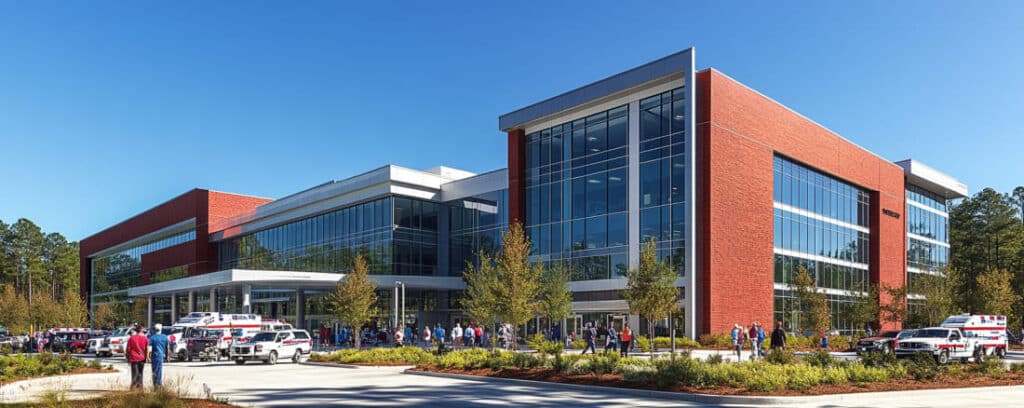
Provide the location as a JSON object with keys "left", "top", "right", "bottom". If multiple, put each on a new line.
{"left": 437, "top": 348, "right": 491, "bottom": 369}
{"left": 820, "top": 366, "right": 849, "bottom": 384}
{"left": 845, "top": 363, "right": 889, "bottom": 383}
{"left": 557, "top": 353, "right": 584, "bottom": 373}
{"left": 569, "top": 339, "right": 586, "bottom": 349}
{"left": 904, "top": 352, "right": 939, "bottom": 381}
{"left": 0, "top": 344, "right": 13, "bottom": 355}
{"left": 1010, "top": 362, "right": 1024, "bottom": 373}
{"left": 763, "top": 348, "right": 796, "bottom": 365}
{"left": 827, "top": 335, "right": 852, "bottom": 351}
{"left": 589, "top": 354, "right": 618, "bottom": 379}
{"left": 650, "top": 336, "right": 702, "bottom": 350}
{"left": 859, "top": 350, "right": 896, "bottom": 368}
{"left": 704, "top": 353, "right": 724, "bottom": 365}
{"left": 0, "top": 353, "right": 97, "bottom": 382}
{"left": 802, "top": 349, "right": 837, "bottom": 367}
{"left": 635, "top": 336, "right": 651, "bottom": 352}
{"left": 698, "top": 333, "right": 733, "bottom": 348}
{"left": 783, "top": 364, "right": 822, "bottom": 390}
{"left": 973, "top": 356, "right": 1007, "bottom": 378}
{"left": 511, "top": 351, "right": 542, "bottom": 369}
{"left": 567, "top": 358, "right": 592, "bottom": 375}
{"left": 618, "top": 363, "right": 657, "bottom": 383}
{"left": 311, "top": 347, "right": 436, "bottom": 365}
{"left": 744, "top": 367, "right": 787, "bottom": 392}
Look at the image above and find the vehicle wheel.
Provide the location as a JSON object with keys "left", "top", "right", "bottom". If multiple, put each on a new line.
{"left": 937, "top": 350, "right": 950, "bottom": 365}
{"left": 975, "top": 348, "right": 985, "bottom": 364}
{"left": 292, "top": 350, "right": 301, "bottom": 363}
{"left": 96, "top": 352, "right": 102, "bottom": 358}
{"left": 235, "top": 359, "right": 245, "bottom": 365}
{"left": 178, "top": 350, "right": 188, "bottom": 361}
{"left": 996, "top": 347, "right": 1007, "bottom": 359}
{"left": 267, "top": 351, "right": 278, "bottom": 365}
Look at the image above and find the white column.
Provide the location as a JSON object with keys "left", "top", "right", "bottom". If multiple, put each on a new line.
{"left": 683, "top": 51, "right": 697, "bottom": 340}
{"left": 209, "top": 288, "right": 218, "bottom": 313}
{"left": 628, "top": 99, "right": 641, "bottom": 270}
{"left": 296, "top": 290, "right": 306, "bottom": 330}
{"left": 146, "top": 296, "right": 154, "bottom": 329}
{"left": 187, "top": 291, "right": 195, "bottom": 313}
{"left": 242, "top": 284, "right": 252, "bottom": 314}
{"left": 170, "top": 294, "right": 178, "bottom": 323}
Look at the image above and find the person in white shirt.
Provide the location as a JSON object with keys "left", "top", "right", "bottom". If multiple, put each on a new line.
{"left": 451, "top": 323, "right": 463, "bottom": 349}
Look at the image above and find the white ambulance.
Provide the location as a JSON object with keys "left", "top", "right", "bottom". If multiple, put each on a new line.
{"left": 170, "top": 312, "right": 263, "bottom": 360}
{"left": 940, "top": 314, "right": 1009, "bottom": 359}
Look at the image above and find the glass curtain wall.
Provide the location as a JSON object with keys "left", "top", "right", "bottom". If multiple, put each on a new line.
{"left": 90, "top": 230, "right": 196, "bottom": 311}
{"left": 905, "top": 185, "right": 950, "bottom": 316}
{"left": 524, "top": 105, "right": 629, "bottom": 280}
{"left": 638, "top": 87, "right": 688, "bottom": 275}
{"left": 449, "top": 189, "right": 509, "bottom": 276}
{"left": 772, "top": 155, "right": 871, "bottom": 334}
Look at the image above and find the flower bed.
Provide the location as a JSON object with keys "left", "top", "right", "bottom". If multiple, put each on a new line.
{"left": 0, "top": 353, "right": 113, "bottom": 383}
{"left": 319, "top": 346, "right": 1024, "bottom": 395}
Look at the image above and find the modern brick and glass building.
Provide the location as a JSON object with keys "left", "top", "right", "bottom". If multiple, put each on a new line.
{"left": 80, "top": 48, "right": 966, "bottom": 337}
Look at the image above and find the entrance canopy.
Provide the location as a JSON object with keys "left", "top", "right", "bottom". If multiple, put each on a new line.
{"left": 127, "top": 269, "right": 466, "bottom": 297}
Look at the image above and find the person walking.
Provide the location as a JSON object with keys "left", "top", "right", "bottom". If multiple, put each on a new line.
{"left": 474, "top": 325, "right": 483, "bottom": 347}
{"left": 147, "top": 324, "right": 170, "bottom": 389}
{"left": 126, "top": 325, "right": 148, "bottom": 390}
{"left": 770, "top": 321, "right": 787, "bottom": 350}
{"left": 619, "top": 323, "right": 632, "bottom": 357}
{"left": 451, "top": 323, "right": 463, "bottom": 350}
{"left": 732, "top": 323, "right": 747, "bottom": 360}
{"left": 433, "top": 324, "right": 446, "bottom": 351}
{"left": 756, "top": 322, "right": 766, "bottom": 357}
{"left": 605, "top": 323, "right": 618, "bottom": 352}
{"left": 748, "top": 323, "right": 759, "bottom": 360}
{"left": 481, "top": 327, "right": 490, "bottom": 349}
{"left": 581, "top": 322, "right": 597, "bottom": 355}
{"left": 393, "top": 327, "right": 404, "bottom": 347}
{"left": 422, "top": 325, "right": 432, "bottom": 348}
{"left": 463, "top": 323, "right": 476, "bottom": 348}
{"left": 819, "top": 330, "right": 830, "bottom": 350}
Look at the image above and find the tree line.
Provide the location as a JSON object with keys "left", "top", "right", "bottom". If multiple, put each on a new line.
{"left": 0, "top": 218, "right": 87, "bottom": 333}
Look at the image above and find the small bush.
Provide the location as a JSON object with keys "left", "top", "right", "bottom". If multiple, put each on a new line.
{"left": 1010, "top": 362, "right": 1024, "bottom": 373}
{"left": 802, "top": 350, "right": 837, "bottom": 367}
{"left": 510, "top": 352, "right": 541, "bottom": 369}
{"left": 973, "top": 356, "right": 1007, "bottom": 378}
{"left": 827, "top": 335, "right": 852, "bottom": 351}
{"left": 764, "top": 348, "right": 796, "bottom": 365}
{"left": 567, "top": 358, "right": 592, "bottom": 375}
{"left": 310, "top": 347, "right": 436, "bottom": 366}
{"left": 860, "top": 350, "right": 896, "bottom": 368}
{"left": 704, "top": 353, "right": 724, "bottom": 365}
{"left": 698, "top": 333, "right": 734, "bottom": 348}
{"left": 0, "top": 344, "right": 13, "bottom": 355}
{"left": 821, "top": 366, "right": 849, "bottom": 384}
{"left": 745, "top": 370, "right": 787, "bottom": 392}
{"left": 651, "top": 353, "right": 699, "bottom": 389}
{"left": 904, "top": 352, "right": 939, "bottom": 381}
{"left": 569, "top": 339, "right": 586, "bottom": 349}
{"left": 437, "top": 348, "right": 491, "bottom": 369}
{"left": 619, "top": 363, "right": 657, "bottom": 383}
{"left": 845, "top": 363, "right": 889, "bottom": 383}
{"left": 783, "top": 364, "right": 822, "bottom": 390}
{"left": 634, "top": 336, "right": 651, "bottom": 352}
{"left": 589, "top": 354, "right": 618, "bottom": 379}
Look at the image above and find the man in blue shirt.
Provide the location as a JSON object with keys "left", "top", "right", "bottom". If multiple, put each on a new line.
{"left": 433, "top": 324, "right": 446, "bottom": 352}
{"left": 147, "top": 323, "right": 170, "bottom": 389}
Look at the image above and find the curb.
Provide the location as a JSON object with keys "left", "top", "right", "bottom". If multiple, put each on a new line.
{"left": 402, "top": 368, "right": 1024, "bottom": 406}
{"left": 0, "top": 368, "right": 126, "bottom": 403}
{"left": 301, "top": 361, "right": 414, "bottom": 369}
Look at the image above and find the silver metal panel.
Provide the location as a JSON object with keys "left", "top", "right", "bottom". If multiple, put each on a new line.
{"left": 499, "top": 48, "right": 696, "bottom": 131}
{"left": 895, "top": 159, "right": 968, "bottom": 199}
{"left": 439, "top": 168, "right": 509, "bottom": 202}
{"left": 628, "top": 99, "right": 641, "bottom": 270}
{"left": 683, "top": 49, "right": 697, "bottom": 339}
{"left": 127, "top": 269, "right": 466, "bottom": 297}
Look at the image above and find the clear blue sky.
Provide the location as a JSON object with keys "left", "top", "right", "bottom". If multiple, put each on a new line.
{"left": 1, "top": 1, "right": 1021, "bottom": 241}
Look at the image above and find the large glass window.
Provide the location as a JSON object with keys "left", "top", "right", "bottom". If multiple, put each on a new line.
{"left": 638, "top": 87, "right": 688, "bottom": 276}
{"left": 524, "top": 104, "right": 630, "bottom": 281}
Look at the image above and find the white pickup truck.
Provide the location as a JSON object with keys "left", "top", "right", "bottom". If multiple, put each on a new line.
{"left": 895, "top": 327, "right": 989, "bottom": 364}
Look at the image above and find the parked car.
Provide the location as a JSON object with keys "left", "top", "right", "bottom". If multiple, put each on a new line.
{"left": 97, "top": 327, "right": 131, "bottom": 357}
{"left": 185, "top": 328, "right": 227, "bottom": 361}
{"left": 87, "top": 338, "right": 103, "bottom": 354}
{"left": 230, "top": 330, "right": 312, "bottom": 365}
{"left": 856, "top": 330, "right": 902, "bottom": 354}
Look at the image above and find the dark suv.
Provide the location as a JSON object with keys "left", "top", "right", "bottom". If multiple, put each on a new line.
{"left": 856, "top": 330, "right": 916, "bottom": 354}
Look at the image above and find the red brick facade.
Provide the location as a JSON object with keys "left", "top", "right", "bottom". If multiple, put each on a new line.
{"left": 696, "top": 69, "right": 906, "bottom": 334}
{"left": 79, "top": 189, "right": 269, "bottom": 304}
{"left": 507, "top": 128, "right": 527, "bottom": 225}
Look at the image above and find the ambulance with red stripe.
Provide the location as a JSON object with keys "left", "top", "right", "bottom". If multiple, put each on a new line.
{"left": 171, "top": 312, "right": 263, "bottom": 360}
{"left": 895, "top": 314, "right": 1008, "bottom": 364}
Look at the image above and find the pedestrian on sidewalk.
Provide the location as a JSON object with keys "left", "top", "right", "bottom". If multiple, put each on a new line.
{"left": 771, "top": 321, "right": 787, "bottom": 350}
{"left": 126, "top": 325, "right": 148, "bottom": 390}
{"left": 463, "top": 323, "right": 476, "bottom": 348}
{"left": 451, "top": 323, "right": 463, "bottom": 350}
{"left": 756, "top": 322, "right": 766, "bottom": 357}
{"left": 433, "top": 324, "right": 446, "bottom": 352}
{"left": 422, "top": 325, "right": 432, "bottom": 348}
{"left": 147, "top": 323, "right": 170, "bottom": 389}
{"left": 732, "top": 323, "right": 748, "bottom": 360}
{"left": 819, "top": 330, "right": 830, "bottom": 350}
{"left": 581, "top": 322, "right": 597, "bottom": 354}
{"left": 619, "top": 323, "right": 632, "bottom": 357}
{"left": 605, "top": 323, "right": 618, "bottom": 352}
{"left": 748, "top": 322, "right": 759, "bottom": 360}
{"left": 474, "top": 325, "right": 483, "bottom": 348}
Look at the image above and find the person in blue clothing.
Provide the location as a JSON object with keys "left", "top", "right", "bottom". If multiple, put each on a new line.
{"left": 147, "top": 323, "right": 170, "bottom": 389}
{"left": 820, "top": 330, "right": 830, "bottom": 350}
{"left": 433, "top": 324, "right": 446, "bottom": 352}
{"left": 755, "top": 322, "right": 766, "bottom": 357}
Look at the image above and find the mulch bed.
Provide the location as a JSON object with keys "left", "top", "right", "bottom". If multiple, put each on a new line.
{"left": 413, "top": 366, "right": 1024, "bottom": 396}
{"left": 309, "top": 360, "right": 414, "bottom": 366}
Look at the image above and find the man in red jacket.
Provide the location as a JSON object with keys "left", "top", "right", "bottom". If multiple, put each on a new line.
{"left": 126, "top": 324, "right": 149, "bottom": 389}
